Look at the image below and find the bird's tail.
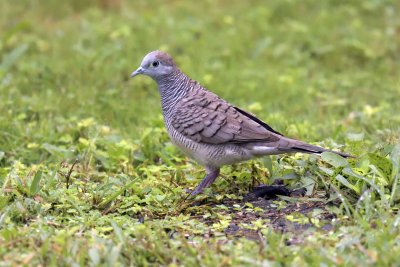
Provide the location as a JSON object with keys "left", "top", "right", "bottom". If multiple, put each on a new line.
{"left": 280, "top": 138, "right": 353, "bottom": 158}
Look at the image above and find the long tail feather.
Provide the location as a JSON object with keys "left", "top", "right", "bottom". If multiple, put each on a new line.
{"left": 283, "top": 138, "right": 354, "bottom": 158}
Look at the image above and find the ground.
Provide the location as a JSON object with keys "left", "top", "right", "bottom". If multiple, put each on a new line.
{"left": 1, "top": 0, "right": 400, "bottom": 266}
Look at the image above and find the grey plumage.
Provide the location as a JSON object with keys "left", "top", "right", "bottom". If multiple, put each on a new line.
{"left": 131, "top": 51, "right": 352, "bottom": 195}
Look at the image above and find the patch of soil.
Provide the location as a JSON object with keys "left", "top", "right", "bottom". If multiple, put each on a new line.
{"left": 196, "top": 186, "right": 338, "bottom": 242}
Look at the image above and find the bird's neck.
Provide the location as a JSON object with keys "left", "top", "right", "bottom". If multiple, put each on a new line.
{"left": 156, "top": 70, "right": 193, "bottom": 118}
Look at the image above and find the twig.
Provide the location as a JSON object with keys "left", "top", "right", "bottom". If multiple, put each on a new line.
{"left": 65, "top": 159, "right": 78, "bottom": 189}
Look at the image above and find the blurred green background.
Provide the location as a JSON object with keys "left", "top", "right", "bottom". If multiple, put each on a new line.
{"left": 1, "top": 1, "right": 400, "bottom": 266}
{"left": 1, "top": 0, "right": 399, "bottom": 164}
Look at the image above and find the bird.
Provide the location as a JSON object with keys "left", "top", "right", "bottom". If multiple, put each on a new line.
{"left": 130, "top": 50, "right": 351, "bottom": 195}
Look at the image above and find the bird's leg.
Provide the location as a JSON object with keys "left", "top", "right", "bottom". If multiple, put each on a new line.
{"left": 191, "top": 167, "right": 220, "bottom": 195}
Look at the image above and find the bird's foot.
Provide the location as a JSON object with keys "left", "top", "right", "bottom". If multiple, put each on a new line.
{"left": 190, "top": 187, "right": 203, "bottom": 196}
{"left": 184, "top": 188, "right": 202, "bottom": 196}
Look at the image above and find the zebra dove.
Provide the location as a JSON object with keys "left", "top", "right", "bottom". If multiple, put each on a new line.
{"left": 131, "top": 51, "right": 351, "bottom": 195}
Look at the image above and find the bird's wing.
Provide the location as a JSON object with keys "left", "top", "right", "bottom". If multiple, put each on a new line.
{"left": 171, "top": 89, "right": 283, "bottom": 144}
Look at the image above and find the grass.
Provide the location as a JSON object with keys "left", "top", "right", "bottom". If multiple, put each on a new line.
{"left": 1, "top": 0, "right": 400, "bottom": 266}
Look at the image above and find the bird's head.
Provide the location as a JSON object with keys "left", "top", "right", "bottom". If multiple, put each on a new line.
{"left": 131, "top": 51, "right": 176, "bottom": 80}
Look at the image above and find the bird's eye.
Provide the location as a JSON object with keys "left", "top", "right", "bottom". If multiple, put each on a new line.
{"left": 152, "top": 61, "right": 159, "bottom": 67}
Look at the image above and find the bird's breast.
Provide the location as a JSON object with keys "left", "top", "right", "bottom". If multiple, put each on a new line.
{"left": 165, "top": 124, "right": 253, "bottom": 167}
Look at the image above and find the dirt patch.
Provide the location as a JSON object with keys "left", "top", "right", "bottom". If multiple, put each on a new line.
{"left": 193, "top": 186, "right": 337, "bottom": 242}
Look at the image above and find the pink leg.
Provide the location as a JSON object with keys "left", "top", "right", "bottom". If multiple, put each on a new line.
{"left": 191, "top": 167, "right": 220, "bottom": 195}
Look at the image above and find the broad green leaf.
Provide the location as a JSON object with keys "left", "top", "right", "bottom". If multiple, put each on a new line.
{"left": 155, "top": 195, "right": 166, "bottom": 201}
{"left": 108, "top": 244, "right": 122, "bottom": 266}
{"left": 111, "top": 221, "right": 125, "bottom": 244}
{"left": 368, "top": 153, "right": 393, "bottom": 182}
{"left": 29, "top": 171, "right": 42, "bottom": 196}
{"left": 343, "top": 167, "right": 387, "bottom": 205}
{"left": 335, "top": 174, "right": 359, "bottom": 194}
{"left": 301, "top": 176, "right": 315, "bottom": 196}
{"left": 319, "top": 166, "right": 334, "bottom": 176}
{"left": 89, "top": 247, "right": 100, "bottom": 265}
{"left": 261, "top": 156, "right": 273, "bottom": 177}
{"left": 321, "top": 152, "right": 348, "bottom": 168}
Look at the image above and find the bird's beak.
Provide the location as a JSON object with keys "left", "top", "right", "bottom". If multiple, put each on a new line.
{"left": 130, "top": 67, "right": 144, "bottom": 78}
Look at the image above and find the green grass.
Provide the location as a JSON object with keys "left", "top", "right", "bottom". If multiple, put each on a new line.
{"left": 1, "top": 0, "right": 400, "bottom": 266}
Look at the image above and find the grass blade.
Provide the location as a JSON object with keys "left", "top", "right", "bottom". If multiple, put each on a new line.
{"left": 30, "top": 171, "right": 42, "bottom": 196}
{"left": 98, "top": 177, "right": 139, "bottom": 209}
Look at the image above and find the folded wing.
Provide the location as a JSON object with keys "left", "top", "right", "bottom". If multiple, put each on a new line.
{"left": 171, "top": 89, "right": 282, "bottom": 145}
